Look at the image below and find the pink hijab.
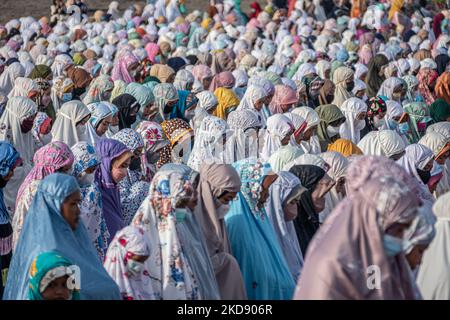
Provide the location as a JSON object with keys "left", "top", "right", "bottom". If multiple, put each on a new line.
{"left": 16, "top": 141, "right": 74, "bottom": 205}
{"left": 111, "top": 52, "right": 139, "bottom": 84}
{"left": 269, "top": 85, "right": 298, "bottom": 114}
{"left": 145, "top": 43, "right": 159, "bottom": 64}
{"left": 192, "top": 64, "right": 213, "bottom": 82}
{"left": 209, "top": 71, "right": 235, "bottom": 92}
{"left": 295, "top": 173, "right": 419, "bottom": 300}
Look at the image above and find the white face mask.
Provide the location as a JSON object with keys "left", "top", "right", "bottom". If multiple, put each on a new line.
{"left": 78, "top": 171, "right": 95, "bottom": 185}
{"left": 355, "top": 119, "right": 366, "bottom": 131}
{"left": 126, "top": 259, "right": 144, "bottom": 277}
{"left": 76, "top": 124, "right": 86, "bottom": 136}
{"left": 109, "top": 125, "right": 119, "bottom": 135}
{"left": 326, "top": 125, "right": 340, "bottom": 138}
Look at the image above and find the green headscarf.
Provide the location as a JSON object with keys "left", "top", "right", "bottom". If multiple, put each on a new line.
{"left": 403, "top": 102, "right": 431, "bottom": 143}
{"left": 315, "top": 104, "right": 345, "bottom": 151}
{"left": 330, "top": 61, "right": 344, "bottom": 81}
{"left": 73, "top": 53, "right": 86, "bottom": 66}
{"left": 429, "top": 98, "right": 450, "bottom": 123}
{"left": 124, "top": 82, "right": 155, "bottom": 111}
{"left": 29, "top": 65, "right": 52, "bottom": 80}
{"left": 28, "top": 251, "right": 80, "bottom": 300}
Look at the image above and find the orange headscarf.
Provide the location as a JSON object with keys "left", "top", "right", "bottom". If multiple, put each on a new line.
{"left": 435, "top": 71, "right": 450, "bottom": 105}
{"left": 327, "top": 138, "right": 363, "bottom": 157}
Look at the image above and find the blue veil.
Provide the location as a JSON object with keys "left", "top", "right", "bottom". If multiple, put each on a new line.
{"left": 224, "top": 158, "right": 296, "bottom": 300}
{"left": 4, "top": 173, "right": 120, "bottom": 300}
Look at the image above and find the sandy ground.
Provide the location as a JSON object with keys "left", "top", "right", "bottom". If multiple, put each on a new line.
{"left": 0, "top": 0, "right": 255, "bottom": 24}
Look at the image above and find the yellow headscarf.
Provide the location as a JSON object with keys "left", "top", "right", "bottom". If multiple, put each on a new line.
{"left": 213, "top": 88, "right": 240, "bottom": 120}
{"left": 201, "top": 18, "right": 213, "bottom": 31}
{"left": 388, "top": 0, "right": 404, "bottom": 21}
{"left": 327, "top": 138, "right": 363, "bottom": 157}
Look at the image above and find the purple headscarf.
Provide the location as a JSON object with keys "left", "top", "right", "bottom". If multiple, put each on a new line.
{"left": 95, "top": 138, "right": 130, "bottom": 243}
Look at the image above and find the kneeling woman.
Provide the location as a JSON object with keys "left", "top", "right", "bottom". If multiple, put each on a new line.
{"left": 4, "top": 173, "right": 120, "bottom": 299}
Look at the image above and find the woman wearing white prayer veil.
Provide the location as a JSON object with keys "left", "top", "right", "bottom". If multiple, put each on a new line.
{"left": 377, "top": 77, "right": 405, "bottom": 101}
{"left": 319, "top": 151, "right": 348, "bottom": 223}
{"left": 260, "top": 114, "right": 294, "bottom": 161}
{"left": 357, "top": 130, "right": 407, "bottom": 160}
{"left": 85, "top": 102, "right": 114, "bottom": 147}
{"left": 0, "top": 62, "right": 25, "bottom": 96}
{"left": 339, "top": 97, "right": 368, "bottom": 144}
{"left": 264, "top": 171, "right": 304, "bottom": 282}
{"left": 0, "top": 97, "right": 37, "bottom": 214}
{"left": 51, "top": 101, "right": 91, "bottom": 148}
{"left": 225, "top": 109, "right": 262, "bottom": 163}
{"left": 417, "top": 192, "right": 450, "bottom": 300}
{"left": 396, "top": 144, "right": 435, "bottom": 201}
{"left": 419, "top": 131, "right": 450, "bottom": 198}
{"left": 291, "top": 107, "right": 322, "bottom": 154}
{"left": 236, "top": 84, "right": 267, "bottom": 125}
{"left": 187, "top": 115, "right": 230, "bottom": 172}
{"left": 191, "top": 91, "right": 218, "bottom": 133}
{"left": 331, "top": 66, "right": 354, "bottom": 108}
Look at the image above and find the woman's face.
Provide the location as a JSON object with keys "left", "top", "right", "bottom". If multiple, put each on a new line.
{"left": 406, "top": 244, "right": 429, "bottom": 269}
{"left": 335, "top": 176, "right": 346, "bottom": 196}
{"left": 96, "top": 115, "right": 113, "bottom": 136}
{"left": 359, "top": 72, "right": 367, "bottom": 82}
{"left": 77, "top": 115, "right": 91, "bottom": 126}
{"left": 218, "top": 191, "right": 238, "bottom": 205}
{"left": 281, "top": 130, "right": 293, "bottom": 145}
{"left": 385, "top": 222, "right": 412, "bottom": 238}
{"left": 142, "top": 103, "right": 157, "bottom": 120}
{"left": 324, "top": 69, "right": 331, "bottom": 80}
{"left": 436, "top": 144, "right": 450, "bottom": 164}
{"left": 61, "top": 191, "right": 82, "bottom": 230}
{"left": 111, "top": 151, "right": 132, "bottom": 183}
{"left": 202, "top": 76, "right": 213, "bottom": 90}
{"left": 283, "top": 199, "right": 298, "bottom": 221}
{"left": 356, "top": 112, "right": 367, "bottom": 120}
{"left": 102, "top": 88, "right": 113, "bottom": 102}
{"left": 111, "top": 114, "right": 119, "bottom": 126}
{"left": 263, "top": 93, "right": 274, "bottom": 106}
{"left": 41, "top": 275, "right": 71, "bottom": 300}
{"left": 253, "top": 97, "right": 265, "bottom": 111}
{"left": 303, "top": 125, "right": 317, "bottom": 141}
{"left": 422, "top": 158, "right": 434, "bottom": 172}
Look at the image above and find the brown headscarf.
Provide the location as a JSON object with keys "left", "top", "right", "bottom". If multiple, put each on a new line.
{"left": 149, "top": 64, "right": 175, "bottom": 83}
{"left": 435, "top": 71, "right": 450, "bottom": 105}
{"left": 195, "top": 163, "right": 247, "bottom": 300}
{"left": 413, "top": 49, "right": 432, "bottom": 61}
{"left": 72, "top": 29, "right": 87, "bottom": 42}
{"left": 66, "top": 66, "right": 92, "bottom": 88}
{"left": 319, "top": 79, "right": 336, "bottom": 105}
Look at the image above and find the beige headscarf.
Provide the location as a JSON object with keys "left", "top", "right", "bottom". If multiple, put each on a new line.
{"left": 150, "top": 64, "right": 175, "bottom": 83}
{"left": 194, "top": 163, "right": 247, "bottom": 300}
{"left": 332, "top": 66, "right": 354, "bottom": 108}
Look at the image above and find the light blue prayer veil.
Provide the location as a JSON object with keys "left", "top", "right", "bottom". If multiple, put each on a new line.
{"left": 4, "top": 173, "right": 121, "bottom": 300}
